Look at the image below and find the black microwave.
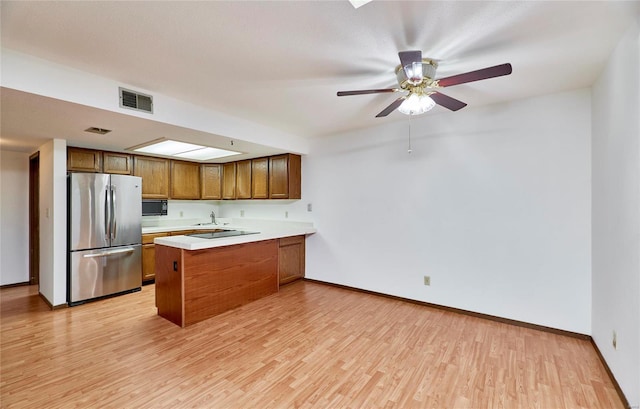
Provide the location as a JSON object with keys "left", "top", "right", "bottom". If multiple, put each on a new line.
{"left": 142, "top": 199, "right": 168, "bottom": 216}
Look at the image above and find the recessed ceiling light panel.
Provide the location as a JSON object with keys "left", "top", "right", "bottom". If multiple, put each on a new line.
{"left": 134, "top": 140, "right": 203, "bottom": 156}
{"left": 130, "top": 139, "right": 241, "bottom": 161}
{"left": 175, "top": 147, "right": 241, "bottom": 161}
{"left": 349, "top": 0, "right": 372, "bottom": 8}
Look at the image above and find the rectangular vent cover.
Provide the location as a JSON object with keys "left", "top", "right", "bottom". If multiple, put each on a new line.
{"left": 119, "top": 87, "right": 153, "bottom": 113}
{"left": 84, "top": 127, "right": 112, "bottom": 135}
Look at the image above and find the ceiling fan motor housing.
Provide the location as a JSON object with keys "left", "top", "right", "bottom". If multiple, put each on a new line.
{"left": 396, "top": 59, "right": 438, "bottom": 89}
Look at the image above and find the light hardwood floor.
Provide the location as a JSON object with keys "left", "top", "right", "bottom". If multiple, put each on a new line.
{"left": 1, "top": 281, "right": 625, "bottom": 409}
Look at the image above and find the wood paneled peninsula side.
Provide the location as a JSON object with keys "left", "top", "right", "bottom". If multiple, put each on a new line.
{"left": 153, "top": 221, "right": 316, "bottom": 327}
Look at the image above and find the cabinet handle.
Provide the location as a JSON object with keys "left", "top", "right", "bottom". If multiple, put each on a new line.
{"left": 173, "top": 261, "right": 178, "bottom": 271}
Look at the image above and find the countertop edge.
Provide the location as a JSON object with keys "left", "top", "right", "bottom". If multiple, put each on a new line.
{"left": 154, "top": 227, "right": 316, "bottom": 250}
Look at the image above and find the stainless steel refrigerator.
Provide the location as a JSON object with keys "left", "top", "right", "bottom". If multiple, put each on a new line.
{"left": 68, "top": 173, "right": 142, "bottom": 305}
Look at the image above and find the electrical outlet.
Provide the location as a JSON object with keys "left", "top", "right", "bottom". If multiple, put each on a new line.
{"left": 285, "top": 211, "right": 289, "bottom": 218}
{"left": 423, "top": 276, "right": 431, "bottom": 286}
{"left": 307, "top": 203, "right": 313, "bottom": 212}
{"left": 240, "top": 210, "right": 245, "bottom": 217}
{"left": 612, "top": 331, "right": 617, "bottom": 350}
{"left": 179, "top": 211, "right": 183, "bottom": 218}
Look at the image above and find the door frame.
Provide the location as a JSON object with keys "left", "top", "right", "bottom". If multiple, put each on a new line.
{"left": 29, "top": 152, "right": 40, "bottom": 286}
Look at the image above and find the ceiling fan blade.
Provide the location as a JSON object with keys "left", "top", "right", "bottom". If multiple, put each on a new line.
{"left": 337, "top": 88, "right": 398, "bottom": 96}
{"left": 375, "top": 97, "right": 405, "bottom": 117}
{"left": 430, "top": 92, "right": 467, "bottom": 111}
{"left": 399, "top": 50, "right": 422, "bottom": 68}
{"left": 437, "top": 63, "right": 512, "bottom": 87}
{"left": 398, "top": 50, "right": 422, "bottom": 80}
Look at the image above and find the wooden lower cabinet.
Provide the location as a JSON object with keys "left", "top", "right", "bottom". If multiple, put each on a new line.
{"left": 141, "top": 232, "right": 169, "bottom": 282}
{"left": 156, "top": 240, "right": 279, "bottom": 327}
{"left": 278, "top": 235, "right": 305, "bottom": 285}
{"left": 169, "top": 230, "right": 195, "bottom": 237}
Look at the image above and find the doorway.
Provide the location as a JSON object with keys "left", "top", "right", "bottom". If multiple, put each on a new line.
{"left": 29, "top": 152, "right": 39, "bottom": 286}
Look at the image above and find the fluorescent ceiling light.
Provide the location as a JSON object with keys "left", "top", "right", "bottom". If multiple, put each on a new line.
{"left": 135, "top": 140, "right": 203, "bottom": 156}
{"left": 349, "top": 0, "right": 372, "bottom": 9}
{"left": 132, "top": 139, "right": 241, "bottom": 160}
{"left": 175, "top": 147, "right": 240, "bottom": 161}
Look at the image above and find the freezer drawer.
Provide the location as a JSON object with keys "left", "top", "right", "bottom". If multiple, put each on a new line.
{"left": 69, "top": 245, "right": 142, "bottom": 304}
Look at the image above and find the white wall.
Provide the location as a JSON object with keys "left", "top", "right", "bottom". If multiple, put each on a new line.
{"left": 302, "top": 89, "right": 592, "bottom": 334}
{"left": 38, "top": 139, "right": 67, "bottom": 306}
{"left": 0, "top": 150, "right": 30, "bottom": 285}
{"left": 592, "top": 20, "right": 640, "bottom": 407}
{"left": 142, "top": 200, "right": 222, "bottom": 227}
{"left": 1, "top": 49, "right": 309, "bottom": 154}
{"left": 219, "top": 200, "right": 313, "bottom": 222}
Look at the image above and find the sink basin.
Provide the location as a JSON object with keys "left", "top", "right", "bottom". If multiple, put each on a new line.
{"left": 193, "top": 222, "right": 215, "bottom": 226}
{"left": 187, "top": 230, "right": 259, "bottom": 239}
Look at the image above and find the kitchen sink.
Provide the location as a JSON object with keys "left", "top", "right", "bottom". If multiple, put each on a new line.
{"left": 187, "top": 230, "right": 260, "bottom": 239}
{"left": 193, "top": 222, "right": 216, "bottom": 226}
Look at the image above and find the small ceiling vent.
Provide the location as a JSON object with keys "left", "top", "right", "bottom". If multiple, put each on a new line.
{"left": 119, "top": 87, "right": 153, "bottom": 113}
{"left": 84, "top": 127, "right": 112, "bottom": 135}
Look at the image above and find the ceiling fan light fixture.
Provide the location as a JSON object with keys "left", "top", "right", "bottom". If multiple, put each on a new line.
{"left": 404, "top": 62, "right": 423, "bottom": 85}
{"left": 398, "top": 93, "right": 435, "bottom": 115}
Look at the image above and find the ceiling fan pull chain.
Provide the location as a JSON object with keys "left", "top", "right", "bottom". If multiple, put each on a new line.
{"left": 408, "top": 116, "right": 413, "bottom": 154}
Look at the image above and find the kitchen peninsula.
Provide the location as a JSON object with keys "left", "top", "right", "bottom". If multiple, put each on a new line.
{"left": 152, "top": 220, "right": 315, "bottom": 327}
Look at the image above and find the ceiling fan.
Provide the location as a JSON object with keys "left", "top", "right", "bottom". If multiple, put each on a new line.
{"left": 337, "top": 50, "right": 512, "bottom": 117}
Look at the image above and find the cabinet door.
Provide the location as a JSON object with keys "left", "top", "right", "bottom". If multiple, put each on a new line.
{"left": 67, "top": 147, "right": 102, "bottom": 172}
{"left": 201, "top": 164, "right": 222, "bottom": 200}
{"left": 103, "top": 152, "right": 132, "bottom": 175}
{"left": 236, "top": 160, "right": 252, "bottom": 199}
{"left": 141, "top": 232, "right": 169, "bottom": 282}
{"left": 170, "top": 160, "right": 200, "bottom": 199}
{"left": 278, "top": 235, "right": 305, "bottom": 285}
{"left": 169, "top": 230, "right": 196, "bottom": 236}
{"left": 133, "top": 156, "right": 170, "bottom": 199}
{"left": 269, "top": 154, "right": 301, "bottom": 199}
{"left": 222, "top": 162, "right": 237, "bottom": 200}
{"left": 251, "top": 157, "right": 269, "bottom": 199}
{"left": 141, "top": 243, "right": 157, "bottom": 282}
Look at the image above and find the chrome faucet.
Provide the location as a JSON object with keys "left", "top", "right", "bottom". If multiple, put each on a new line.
{"left": 210, "top": 210, "right": 217, "bottom": 225}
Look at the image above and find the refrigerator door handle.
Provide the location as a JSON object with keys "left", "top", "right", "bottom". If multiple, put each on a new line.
{"left": 82, "top": 247, "right": 136, "bottom": 258}
{"left": 111, "top": 184, "right": 117, "bottom": 240}
{"left": 104, "top": 185, "right": 111, "bottom": 241}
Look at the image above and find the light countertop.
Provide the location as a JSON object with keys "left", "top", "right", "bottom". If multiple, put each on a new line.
{"left": 147, "top": 219, "right": 316, "bottom": 251}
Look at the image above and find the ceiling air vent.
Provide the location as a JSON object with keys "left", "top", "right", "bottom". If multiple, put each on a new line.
{"left": 119, "top": 87, "right": 153, "bottom": 113}
{"left": 84, "top": 127, "right": 112, "bottom": 135}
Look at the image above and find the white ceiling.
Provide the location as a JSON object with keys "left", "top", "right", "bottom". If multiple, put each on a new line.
{"left": 1, "top": 1, "right": 638, "bottom": 154}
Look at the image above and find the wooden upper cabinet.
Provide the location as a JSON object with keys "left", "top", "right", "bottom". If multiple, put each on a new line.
{"left": 68, "top": 149, "right": 301, "bottom": 201}
{"left": 236, "top": 160, "right": 252, "bottom": 199}
{"left": 103, "top": 152, "right": 132, "bottom": 175}
{"left": 269, "top": 154, "right": 301, "bottom": 199}
{"left": 170, "top": 160, "right": 200, "bottom": 199}
{"left": 200, "top": 164, "right": 222, "bottom": 200}
{"left": 67, "top": 147, "right": 102, "bottom": 172}
{"left": 251, "top": 157, "right": 269, "bottom": 199}
{"left": 133, "top": 156, "right": 170, "bottom": 199}
{"left": 222, "top": 162, "right": 237, "bottom": 200}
